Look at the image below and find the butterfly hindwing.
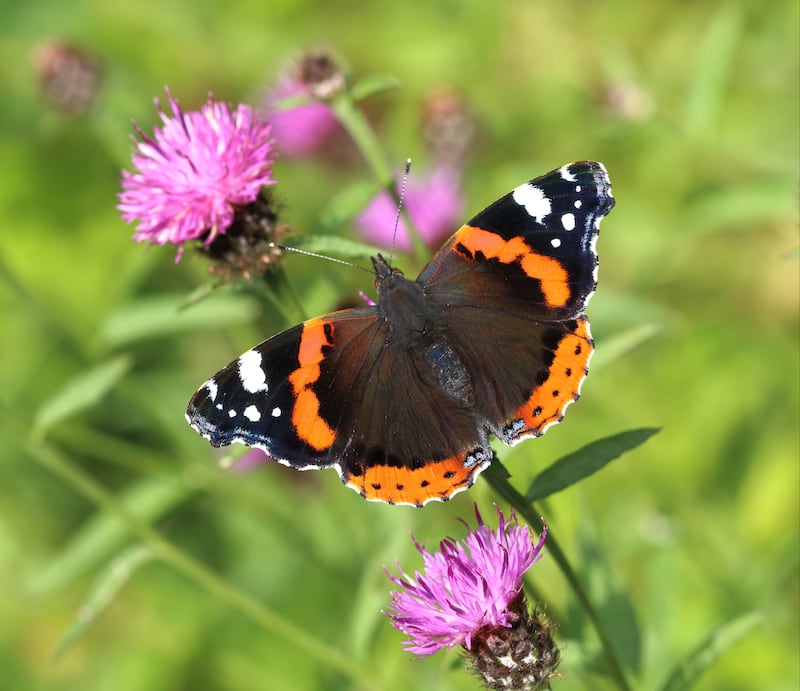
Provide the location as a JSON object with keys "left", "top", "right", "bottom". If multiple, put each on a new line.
{"left": 187, "top": 307, "right": 492, "bottom": 506}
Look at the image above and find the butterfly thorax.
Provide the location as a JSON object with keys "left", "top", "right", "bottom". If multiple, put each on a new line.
{"left": 372, "top": 255, "right": 431, "bottom": 337}
{"left": 371, "top": 254, "right": 474, "bottom": 406}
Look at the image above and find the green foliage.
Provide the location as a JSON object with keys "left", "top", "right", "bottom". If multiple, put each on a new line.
{"left": 1, "top": 1, "right": 797, "bottom": 690}
{"left": 525, "top": 428, "right": 660, "bottom": 503}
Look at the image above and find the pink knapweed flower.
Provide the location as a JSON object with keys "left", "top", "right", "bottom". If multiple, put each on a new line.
{"left": 265, "top": 78, "right": 339, "bottom": 157}
{"left": 357, "top": 166, "right": 464, "bottom": 251}
{"left": 386, "top": 506, "right": 559, "bottom": 689}
{"left": 119, "top": 89, "right": 276, "bottom": 253}
{"left": 386, "top": 505, "right": 546, "bottom": 656}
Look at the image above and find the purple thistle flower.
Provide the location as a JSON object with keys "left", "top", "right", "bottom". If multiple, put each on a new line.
{"left": 229, "top": 448, "right": 274, "bottom": 472}
{"left": 265, "top": 78, "right": 339, "bottom": 157}
{"left": 119, "top": 89, "right": 277, "bottom": 254}
{"left": 356, "top": 166, "right": 464, "bottom": 252}
{"left": 386, "top": 505, "right": 547, "bottom": 656}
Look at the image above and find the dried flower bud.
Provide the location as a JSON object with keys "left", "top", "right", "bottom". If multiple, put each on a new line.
{"left": 35, "top": 40, "right": 103, "bottom": 114}
{"left": 201, "top": 189, "right": 287, "bottom": 282}
{"left": 421, "top": 86, "right": 476, "bottom": 167}
{"left": 295, "top": 49, "right": 345, "bottom": 100}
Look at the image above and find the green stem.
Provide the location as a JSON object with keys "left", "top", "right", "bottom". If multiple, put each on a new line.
{"left": 329, "top": 90, "right": 428, "bottom": 264}
{"left": 260, "top": 265, "right": 307, "bottom": 325}
{"left": 330, "top": 93, "right": 393, "bottom": 189}
{"left": 31, "top": 441, "right": 381, "bottom": 690}
{"left": 484, "top": 465, "right": 633, "bottom": 691}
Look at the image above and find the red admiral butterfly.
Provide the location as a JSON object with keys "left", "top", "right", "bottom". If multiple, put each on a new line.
{"left": 187, "top": 162, "right": 614, "bottom": 506}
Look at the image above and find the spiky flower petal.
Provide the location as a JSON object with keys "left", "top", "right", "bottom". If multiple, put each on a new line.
{"left": 119, "top": 89, "right": 276, "bottom": 252}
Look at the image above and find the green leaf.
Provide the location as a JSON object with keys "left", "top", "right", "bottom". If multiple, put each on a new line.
{"left": 34, "top": 356, "right": 133, "bottom": 435}
{"left": 311, "top": 179, "right": 380, "bottom": 236}
{"left": 351, "top": 74, "right": 401, "bottom": 101}
{"left": 29, "top": 475, "right": 190, "bottom": 595}
{"left": 683, "top": 7, "right": 742, "bottom": 136}
{"left": 52, "top": 544, "right": 154, "bottom": 659}
{"left": 592, "top": 323, "right": 661, "bottom": 371}
{"left": 291, "top": 234, "right": 380, "bottom": 261}
{"left": 571, "top": 522, "right": 643, "bottom": 676}
{"left": 659, "top": 611, "right": 763, "bottom": 691}
{"left": 526, "top": 428, "right": 660, "bottom": 502}
{"left": 100, "top": 293, "right": 259, "bottom": 347}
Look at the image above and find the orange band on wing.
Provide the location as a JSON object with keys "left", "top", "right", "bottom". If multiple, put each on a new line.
{"left": 508, "top": 317, "right": 593, "bottom": 440}
{"left": 288, "top": 318, "right": 336, "bottom": 451}
{"left": 454, "top": 226, "right": 570, "bottom": 308}
{"left": 344, "top": 451, "right": 488, "bottom": 506}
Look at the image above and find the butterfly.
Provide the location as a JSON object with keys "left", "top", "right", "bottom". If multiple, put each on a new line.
{"left": 186, "top": 161, "right": 614, "bottom": 506}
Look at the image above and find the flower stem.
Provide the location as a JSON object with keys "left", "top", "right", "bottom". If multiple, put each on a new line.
{"left": 31, "top": 441, "right": 381, "bottom": 690}
{"left": 484, "top": 464, "right": 633, "bottom": 691}
{"left": 330, "top": 92, "right": 393, "bottom": 189}
{"left": 329, "top": 89, "right": 428, "bottom": 264}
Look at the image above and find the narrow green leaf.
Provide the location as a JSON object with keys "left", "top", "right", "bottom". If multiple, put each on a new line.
{"left": 310, "top": 179, "right": 380, "bottom": 236}
{"left": 100, "top": 293, "right": 259, "bottom": 347}
{"left": 526, "top": 428, "right": 660, "bottom": 502}
{"left": 351, "top": 74, "right": 401, "bottom": 101}
{"left": 34, "top": 356, "right": 132, "bottom": 435}
{"left": 29, "top": 474, "right": 190, "bottom": 595}
{"left": 591, "top": 323, "right": 660, "bottom": 371}
{"left": 659, "top": 611, "right": 763, "bottom": 691}
{"left": 291, "top": 234, "right": 380, "bottom": 260}
{"left": 684, "top": 7, "right": 741, "bottom": 136}
{"left": 52, "top": 545, "right": 154, "bottom": 659}
{"left": 571, "top": 522, "right": 643, "bottom": 676}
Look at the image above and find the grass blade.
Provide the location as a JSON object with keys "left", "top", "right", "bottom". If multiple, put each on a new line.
{"left": 52, "top": 545, "right": 154, "bottom": 659}
{"left": 34, "top": 356, "right": 132, "bottom": 436}
{"left": 659, "top": 611, "right": 763, "bottom": 691}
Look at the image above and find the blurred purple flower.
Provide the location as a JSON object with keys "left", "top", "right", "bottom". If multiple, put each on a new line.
{"left": 119, "top": 89, "right": 277, "bottom": 253}
{"left": 229, "top": 448, "right": 274, "bottom": 472}
{"left": 357, "top": 166, "right": 464, "bottom": 251}
{"left": 265, "top": 78, "right": 339, "bottom": 157}
{"left": 385, "top": 505, "right": 547, "bottom": 656}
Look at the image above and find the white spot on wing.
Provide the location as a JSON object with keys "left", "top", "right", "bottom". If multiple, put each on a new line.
{"left": 244, "top": 405, "right": 261, "bottom": 422}
{"left": 271, "top": 406, "right": 281, "bottom": 417}
{"left": 205, "top": 379, "right": 218, "bottom": 401}
{"left": 551, "top": 238, "right": 562, "bottom": 248}
{"left": 512, "top": 183, "right": 551, "bottom": 222}
{"left": 561, "top": 213, "right": 576, "bottom": 231}
{"left": 559, "top": 165, "right": 577, "bottom": 182}
{"left": 238, "top": 350, "right": 268, "bottom": 393}
{"left": 228, "top": 409, "right": 237, "bottom": 418}
{"left": 574, "top": 200, "right": 582, "bottom": 209}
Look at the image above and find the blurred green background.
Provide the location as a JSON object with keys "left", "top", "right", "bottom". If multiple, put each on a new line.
{"left": 1, "top": 0, "right": 797, "bottom": 689}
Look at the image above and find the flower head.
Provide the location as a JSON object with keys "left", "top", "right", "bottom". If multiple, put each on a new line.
{"left": 228, "top": 448, "right": 274, "bottom": 472}
{"left": 119, "top": 89, "right": 277, "bottom": 253}
{"left": 386, "top": 506, "right": 558, "bottom": 689}
{"left": 265, "top": 80, "right": 339, "bottom": 157}
{"left": 386, "top": 505, "right": 546, "bottom": 655}
{"left": 264, "top": 51, "right": 342, "bottom": 157}
{"left": 35, "top": 39, "right": 103, "bottom": 115}
{"left": 356, "top": 166, "right": 464, "bottom": 252}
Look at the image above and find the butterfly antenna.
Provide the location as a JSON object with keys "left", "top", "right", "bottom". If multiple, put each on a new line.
{"left": 270, "top": 244, "right": 374, "bottom": 274}
{"left": 389, "top": 158, "right": 412, "bottom": 265}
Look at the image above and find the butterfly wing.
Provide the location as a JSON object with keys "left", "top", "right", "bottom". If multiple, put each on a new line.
{"left": 187, "top": 308, "right": 491, "bottom": 506}
{"left": 417, "top": 161, "right": 614, "bottom": 442}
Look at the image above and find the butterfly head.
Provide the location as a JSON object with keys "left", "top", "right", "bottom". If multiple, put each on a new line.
{"left": 372, "top": 253, "right": 406, "bottom": 293}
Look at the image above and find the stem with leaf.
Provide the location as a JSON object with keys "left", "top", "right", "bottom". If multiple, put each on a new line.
{"left": 484, "top": 463, "right": 633, "bottom": 691}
